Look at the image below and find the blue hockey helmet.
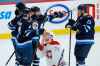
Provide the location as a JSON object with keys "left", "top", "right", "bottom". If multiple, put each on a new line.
{"left": 78, "top": 4, "right": 88, "bottom": 13}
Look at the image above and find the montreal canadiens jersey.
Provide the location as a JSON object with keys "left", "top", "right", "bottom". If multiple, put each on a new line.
{"left": 37, "top": 39, "right": 65, "bottom": 66}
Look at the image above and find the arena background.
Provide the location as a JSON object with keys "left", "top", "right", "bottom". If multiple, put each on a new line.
{"left": 0, "top": 0, "right": 100, "bottom": 39}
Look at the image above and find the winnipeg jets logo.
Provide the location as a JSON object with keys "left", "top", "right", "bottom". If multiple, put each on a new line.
{"left": 46, "top": 4, "right": 70, "bottom": 24}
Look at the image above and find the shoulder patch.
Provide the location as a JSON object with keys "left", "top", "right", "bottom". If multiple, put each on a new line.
{"left": 87, "top": 20, "right": 92, "bottom": 24}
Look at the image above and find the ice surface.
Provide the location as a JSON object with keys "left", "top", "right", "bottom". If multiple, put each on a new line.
{"left": 0, "top": 33, "right": 100, "bottom": 66}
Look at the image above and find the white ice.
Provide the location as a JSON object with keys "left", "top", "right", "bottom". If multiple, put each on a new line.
{"left": 0, "top": 33, "right": 100, "bottom": 66}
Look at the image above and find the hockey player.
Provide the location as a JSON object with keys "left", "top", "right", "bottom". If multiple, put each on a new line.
{"left": 8, "top": 2, "right": 36, "bottom": 66}
{"left": 38, "top": 32, "right": 66, "bottom": 66}
{"left": 27, "top": 6, "right": 47, "bottom": 66}
{"left": 25, "top": 20, "right": 45, "bottom": 66}
{"left": 8, "top": 2, "right": 26, "bottom": 37}
{"left": 16, "top": 6, "right": 46, "bottom": 66}
{"left": 65, "top": 4, "right": 95, "bottom": 66}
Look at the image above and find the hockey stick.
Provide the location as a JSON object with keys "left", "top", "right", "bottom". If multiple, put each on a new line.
{"left": 57, "top": 49, "right": 65, "bottom": 66}
{"left": 68, "top": 10, "right": 72, "bottom": 66}
{"left": 5, "top": 37, "right": 16, "bottom": 66}
{"left": 65, "top": 10, "right": 73, "bottom": 66}
{"left": 5, "top": 51, "right": 15, "bottom": 66}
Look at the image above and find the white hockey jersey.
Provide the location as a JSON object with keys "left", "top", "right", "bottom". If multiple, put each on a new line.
{"left": 38, "top": 39, "right": 66, "bottom": 66}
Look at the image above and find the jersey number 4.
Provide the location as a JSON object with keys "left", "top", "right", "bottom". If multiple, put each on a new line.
{"left": 46, "top": 50, "right": 52, "bottom": 59}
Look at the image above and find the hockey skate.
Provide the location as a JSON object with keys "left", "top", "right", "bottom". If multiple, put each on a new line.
{"left": 76, "top": 63, "right": 86, "bottom": 66}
